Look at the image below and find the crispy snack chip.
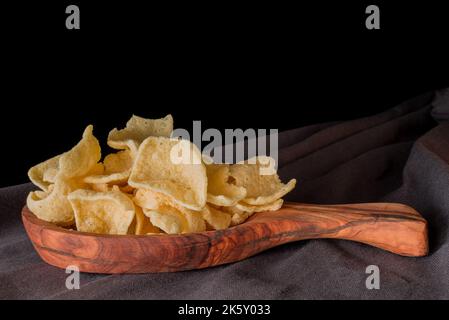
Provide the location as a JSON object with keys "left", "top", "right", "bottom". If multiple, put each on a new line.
{"left": 229, "top": 156, "right": 296, "bottom": 205}
{"left": 68, "top": 189, "right": 135, "bottom": 235}
{"left": 135, "top": 206, "right": 161, "bottom": 235}
{"left": 28, "top": 125, "right": 101, "bottom": 192}
{"left": 142, "top": 207, "right": 206, "bottom": 234}
{"left": 206, "top": 164, "right": 246, "bottom": 206}
{"left": 27, "top": 177, "right": 85, "bottom": 226}
{"left": 108, "top": 114, "right": 173, "bottom": 154}
{"left": 27, "top": 125, "right": 102, "bottom": 225}
{"left": 58, "top": 125, "right": 102, "bottom": 179}
{"left": 28, "top": 155, "right": 61, "bottom": 192}
{"left": 219, "top": 199, "right": 284, "bottom": 226}
{"left": 91, "top": 183, "right": 134, "bottom": 194}
{"left": 201, "top": 205, "right": 232, "bottom": 230}
{"left": 129, "top": 137, "right": 207, "bottom": 210}
{"left": 143, "top": 209, "right": 184, "bottom": 234}
{"left": 84, "top": 150, "right": 133, "bottom": 184}
{"left": 133, "top": 188, "right": 174, "bottom": 211}
{"left": 135, "top": 189, "right": 206, "bottom": 233}
{"left": 242, "top": 179, "right": 295, "bottom": 205}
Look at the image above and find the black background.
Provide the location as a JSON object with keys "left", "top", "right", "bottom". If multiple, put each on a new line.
{"left": 2, "top": 1, "right": 449, "bottom": 187}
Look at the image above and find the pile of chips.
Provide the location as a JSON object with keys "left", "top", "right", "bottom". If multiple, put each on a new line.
{"left": 27, "top": 115, "right": 296, "bottom": 235}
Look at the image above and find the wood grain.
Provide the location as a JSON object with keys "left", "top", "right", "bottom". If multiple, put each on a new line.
{"left": 22, "top": 202, "right": 428, "bottom": 274}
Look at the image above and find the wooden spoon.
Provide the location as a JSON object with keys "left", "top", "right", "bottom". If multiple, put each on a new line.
{"left": 22, "top": 202, "right": 428, "bottom": 274}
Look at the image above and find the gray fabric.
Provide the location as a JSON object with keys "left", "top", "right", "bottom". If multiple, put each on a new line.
{"left": 1, "top": 89, "right": 449, "bottom": 299}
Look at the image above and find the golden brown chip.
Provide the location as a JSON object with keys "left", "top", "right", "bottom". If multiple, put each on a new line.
{"left": 27, "top": 125, "right": 102, "bottom": 224}
{"left": 84, "top": 150, "right": 133, "bottom": 184}
{"left": 135, "top": 206, "right": 161, "bottom": 235}
{"left": 27, "top": 177, "right": 85, "bottom": 226}
{"left": 229, "top": 156, "right": 296, "bottom": 205}
{"left": 91, "top": 183, "right": 134, "bottom": 194}
{"left": 232, "top": 199, "right": 284, "bottom": 214}
{"left": 129, "top": 137, "right": 207, "bottom": 210}
{"left": 120, "top": 184, "right": 135, "bottom": 194}
{"left": 28, "top": 125, "right": 101, "bottom": 192}
{"left": 91, "top": 183, "right": 110, "bottom": 192}
{"left": 108, "top": 114, "right": 173, "bottom": 154}
{"left": 182, "top": 210, "right": 206, "bottom": 233}
{"left": 42, "top": 167, "right": 59, "bottom": 185}
{"left": 68, "top": 189, "right": 135, "bottom": 235}
{"left": 230, "top": 211, "right": 250, "bottom": 226}
{"left": 133, "top": 188, "right": 172, "bottom": 211}
{"left": 241, "top": 179, "right": 295, "bottom": 205}
{"left": 133, "top": 188, "right": 205, "bottom": 232}
{"left": 201, "top": 205, "right": 232, "bottom": 230}
{"left": 143, "top": 205, "right": 206, "bottom": 234}
{"left": 58, "top": 125, "right": 102, "bottom": 179}
{"left": 133, "top": 188, "right": 197, "bottom": 213}
{"left": 28, "top": 155, "right": 61, "bottom": 192}
{"left": 143, "top": 209, "right": 184, "bottom": 234}
{"left": 217, "top": 199, "right": 284, "bottom": 226}
{"left": 206, "top": 163, "right": 246, "bottom": 206}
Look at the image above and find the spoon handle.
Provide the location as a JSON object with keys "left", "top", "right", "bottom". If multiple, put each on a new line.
{"left": 249, "top": 202, "right": 428, "bottom": 256}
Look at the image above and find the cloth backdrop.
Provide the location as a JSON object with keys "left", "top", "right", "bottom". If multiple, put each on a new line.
{"left": 1, "top": 88, "right": 449, "bottom": 299}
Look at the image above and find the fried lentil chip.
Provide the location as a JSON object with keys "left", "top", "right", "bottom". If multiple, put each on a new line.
{"left": 84, "top": 150, "right": 133, "bottom": 185}
{"left": 229, "top": 156, "right": 296, "bottom": 205}
{"left": 108, "top": 114, "right": 173, "bottom": 154}
{"left": 206, "top": 163, "right": 246, "bottom": 206}
{"left": 27, "top": 125, "right": 102, "bottom": 225}
{"left": 68, "top": 188, "right": 135, "bottom": 235}
{"left": 129, "top": 136, "right": 207, "bottom": 211}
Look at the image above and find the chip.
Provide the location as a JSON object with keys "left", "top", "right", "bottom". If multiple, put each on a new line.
{"left": 120, "top": 184, "right": 135, "bottom": 194}
{"left": 133, "top": 188, "right": 173, "bottom": 211}
{"left": 127, "top": 214, "right": 136, "bottom": 235}
{"left": 134, "top": 206, "right": 161, "bottom": 235}
{"left": 104, "top": 150, "right": 133, "bottom": 173}
{"left": 182, "top": 210, "right": 206, "bottom": 233}
{"left": 143, "top": 208, "right": 206, "bottom": 234}
{"left": 206, "top": 164, "right": 246, "bottom": 206}
{"left": 68, "top": 188, "right": 135, "bottom": 235}
{"left": 28, "top": 155, "right": 61, "bottom": 192}
{"left": 91, "top": 183, "right": 110, "bottom": 192}
{"left": 135, "top": 188, "right": 206, "bottom": 233}
{"left": 58, "top": 125, "right": 102, "bottom": 179}
{"left": 229, "top": 156, "right": 296, "bottom": 205}
{"left": 91, "top": 183, "right": 134, "bottom": 194}
{"left": 84, "top": 150, "right": 133, "bottom": 184}
{"left": 201, "top": 205, "right": 232, "bottom": 230}
{"left": 226, "top": 199, "right": 284, "bottom": 215}
{"left": 27, "top": 177, "right": 85, "bottom": 226}
{"left": 229, "top": 211, "right": 250, "bottom": 226}
{"left": 27, "top": 125, "right": 102, "bottom": 225}
{"left": 129, "top": 137, "right": 207, "bottom": 211}
{"left": 215, "top": 199, "right": 284, "bottom": 226}
{"left": 143, "top": 209, "right": 184, "bottom": 234}
{"left": 242, "top": 179, "right": 295, "bottom": 205}
{"left": 108, "top": 114, "right": 173, "bottom": 154}
{"left": 28, "top": 125, "right": 101, "bottom": 191}
{"left": 133, "top": 188, "right": 196, "bottom": 214}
